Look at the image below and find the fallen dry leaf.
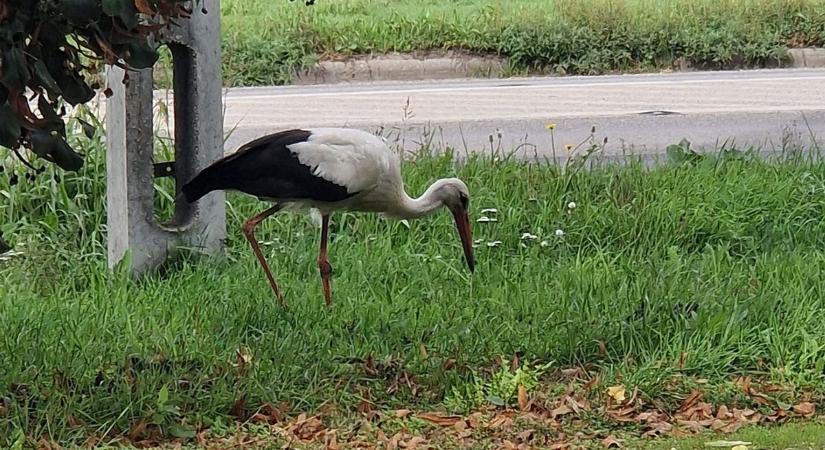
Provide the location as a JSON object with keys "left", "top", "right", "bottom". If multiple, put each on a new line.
{"left": 394, "top": 409, "right": 412, "bottom": 419}
{"left": 386, "top": 432, "right": 402, "bottom": 450}
{"left": 679, "top": 390, "right": 704, "bottom": 412}
{"left": 287, "top": 414, "right": 326, "bottom": 442}
{"left": 607, "top": 385, "right": 626, "bottom": 403}
{"left": 606, "top": 406, "right": 636, "bottom": 423}
{"left": 488, "top": 414, "right": 514, "bottom": 429}
{"left": 453, "top": 419, "right": 467, "bottom": 433}
{"left": 518, "top": 384, "right": 529, "bottom": 411}
{"left": 466, "top": 412, "right": 484, "bottom": 429}
{"left": 516, "top": 428, "right": 535, "bottom": 443}
{"left": 259, "top": 402, "right": 286, "bottom": 424}
{"left": 406, "top": 436, "right": 427, "bottom": 449}
{"left": 601, "top": 435, "right": 622, "bottom": 448}
{"left": 641, "top": 421, "right": 673, "bottom": 438}
{"left": 229, "top": 395, "right": 246, "bottom": 421}
{"left": 793, "top": 401, "right": 816, "bottom": 418}
{"left": 357, "top": 399, "right": 374, "bottom": 415}
{"left": 764, "top": 408, "right": 789, "bottom": 423}
{"left": 416, "top": 413, "right": 463, "bottom": 427}
{"left": 716, "top": 404, "right": 731, "bottom": 419}
{"left": 128, "top": 419, "right": 148, "bottom": 442}
{"left": 37, "top": 438, "right": 59, "bottom": 450}
{"left": 551, "top": 404, "right": 574, "bottom": 419}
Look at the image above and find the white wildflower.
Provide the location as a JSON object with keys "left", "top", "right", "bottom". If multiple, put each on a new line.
{"left": 540, "top": 240, "right": 550, "bottom": 247}
{"left": 486, "top": 240, "right": 503, "bottom": 247}
{"left": 555, "top": 229, "right": 565, "bottom": 237}
{"left": 481, "top": 208, "right": 498, "bottom": 214}
{"left": 521, "top": 232, "right": 538, "bottom": 241}
{"left": 477, "top": 216, "right": 498, "bottom": 223}
{"left": 567, "top": 201, "right": 577, "bottom": 210}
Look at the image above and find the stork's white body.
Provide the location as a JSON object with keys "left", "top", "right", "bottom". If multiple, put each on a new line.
{"left": 283, "top": 128, "right": 405, "bottom": 216}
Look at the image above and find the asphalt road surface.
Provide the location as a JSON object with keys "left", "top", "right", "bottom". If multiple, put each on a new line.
{"left": 188, "top": 69, "right": 825, "bottom": 161}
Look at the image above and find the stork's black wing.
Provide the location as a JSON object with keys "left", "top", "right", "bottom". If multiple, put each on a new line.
{"left": 181, "top": 129, "right": 355, "bottom": 203}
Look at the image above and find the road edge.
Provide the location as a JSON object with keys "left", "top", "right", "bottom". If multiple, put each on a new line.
{"left": 290, "top": 48, "right": 825, "bottom": 85}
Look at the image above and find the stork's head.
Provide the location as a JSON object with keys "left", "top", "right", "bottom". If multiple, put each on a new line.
{"left": 434, "top": 178, "right": 475, "bottom": 273}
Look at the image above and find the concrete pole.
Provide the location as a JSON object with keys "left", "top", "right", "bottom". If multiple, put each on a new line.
{"left": 106, "top": 0, "right": 225, "bottom": 274}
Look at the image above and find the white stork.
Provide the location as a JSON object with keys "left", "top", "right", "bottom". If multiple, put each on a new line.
{"left": 181, "top": 128, "right": 475, "bottom": 307}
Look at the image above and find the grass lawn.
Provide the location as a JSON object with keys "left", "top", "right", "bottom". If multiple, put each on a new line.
{"left": 3, "top": 124, "right": 825, "bottom": 447}
{"left": 635, "top": 421, "right": 825, "bottom": 449}
{"left": 213, "top": 0, "right": 825, "bottom": 86}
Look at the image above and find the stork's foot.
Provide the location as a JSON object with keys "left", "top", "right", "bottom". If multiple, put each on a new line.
{"left": 318, "top": 259, "right": 333, "bottom": 307}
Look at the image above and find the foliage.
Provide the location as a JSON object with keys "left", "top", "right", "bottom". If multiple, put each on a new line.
{"left": 444, "top": 359, "right": 553, "bottom": 412}
{"left": 219, "top": 0, "right": 825, "bottom": 86}
{"left": 0, "top": 0, "right": 196, "bottom": 171}
{"left": 4, "top": 126, "right": 825, "bottom": 445}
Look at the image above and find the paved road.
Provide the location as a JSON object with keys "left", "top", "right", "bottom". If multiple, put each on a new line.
{"left": 182, "top": 69, "right": 825, "bottom": 161}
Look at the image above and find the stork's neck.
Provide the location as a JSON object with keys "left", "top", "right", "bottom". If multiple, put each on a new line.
{"left": 394, "top": 181, "right": 446, "bottom": 219}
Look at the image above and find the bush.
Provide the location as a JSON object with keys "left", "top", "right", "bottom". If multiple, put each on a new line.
{"left": 0, "top": 0, "right": 196, "bottom": 171}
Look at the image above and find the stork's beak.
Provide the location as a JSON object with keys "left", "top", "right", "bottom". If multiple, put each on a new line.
{"left": 452, "top": 208, "right": 475, "bottom": 272}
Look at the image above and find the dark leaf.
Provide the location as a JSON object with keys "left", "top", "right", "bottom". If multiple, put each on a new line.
{"left": 61, "top": 0, "right": 102, "bottom": 22}
{"left": 32, "top": 60, "right": 62, "bottom": 96}
{"left": 30, "top": 130, "right": 84, "bottom": 171}
{"left": 37, "top": 96, "right": 64, "bottom": 131}
{"left": 77, "top": 118, "right": 96, "bottom": 139}
{"left": 1, "top": 47, "right": 31, "bottom": 91}
{"left": 30, "top": 130, "right": 53, "bottom": 158}
{"left": 50, "top": 140, "right": 84, "bottom": 172}
{"left": 102, "top": 0, "right": 139, "bottom": 29}
{"left": 125, "top": 41, "right": 159, "bottom": 69}
{"left": 0, "top": 103, "right": 21, "bottom": 149}
{"left": 60, "top": 74, "right": 94, "bottom": 106}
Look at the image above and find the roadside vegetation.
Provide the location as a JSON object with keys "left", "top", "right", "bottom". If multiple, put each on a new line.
{"left": 213, "top": 0, "right": 825, "bottom": 86}
{"left": 3, "top": 119, "right": 825, "bottom": 447}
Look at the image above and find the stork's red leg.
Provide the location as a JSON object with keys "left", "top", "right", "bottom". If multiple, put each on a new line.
{"left": 242, "top": 204, "right": 286, "bottom": 307}
{"left": 318, "top": 214, "right": 333, "bottom": 306}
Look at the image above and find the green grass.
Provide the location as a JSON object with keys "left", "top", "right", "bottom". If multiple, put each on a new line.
{"left": 211, "top": 0, "right": 825, "bottom": 86}
{"left": 4, "top": 125, "right": 825, "bottom": 446}
{"left": 633, "top": 421, "right": 825, "bottom": 449}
